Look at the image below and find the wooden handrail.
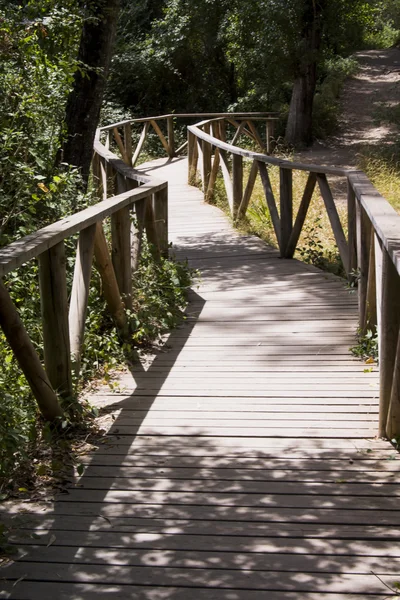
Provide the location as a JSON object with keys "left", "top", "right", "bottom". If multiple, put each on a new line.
{"left": 187, "top": 114, "right": 400, "bottom": 441}
{"left": 0, "top": 125, "right": 168, "bottom": 421}
{"left": 188, "top": 124, "right": 351, "bottom": 176}
{"left": 99, "top": 112, "right": 279, "bottom": 131}
{"left": 100, "top": 112, "right": 279, "bottom": 167}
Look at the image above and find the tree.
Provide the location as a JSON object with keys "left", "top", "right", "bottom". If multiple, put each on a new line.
{"left": 285, "top": 0, "right": 326, "bottom": 147}
{"left": 62, "top": 0, "right": 120, "bottom": 187}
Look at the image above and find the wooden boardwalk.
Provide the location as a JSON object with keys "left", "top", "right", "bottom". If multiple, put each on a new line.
{"left": 1, "top": 157, "right": 400, "bottom": 599}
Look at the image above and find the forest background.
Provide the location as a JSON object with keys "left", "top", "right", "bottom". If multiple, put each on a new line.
{"left": 0, "top": 0, "right": 399, "bottom": 487}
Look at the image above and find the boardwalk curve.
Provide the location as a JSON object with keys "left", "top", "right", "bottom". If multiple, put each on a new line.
{"left": 1, "top": 156, "right": 400, "bottom": 599}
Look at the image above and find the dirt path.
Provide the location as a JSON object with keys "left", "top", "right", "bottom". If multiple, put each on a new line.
{"left": 297, "top": 48, "right": 400, "bottom": 172}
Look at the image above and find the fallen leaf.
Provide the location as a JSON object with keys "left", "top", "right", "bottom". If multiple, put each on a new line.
{"left": 12, "top": 575, "right": 26, "bottom": 588}
{"left": 47, "top": 534, "right": 56, "bottom": 547}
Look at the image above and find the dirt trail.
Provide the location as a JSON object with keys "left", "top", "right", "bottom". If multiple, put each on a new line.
{"left": 296, "top": 48, "right": 400, "bottom": 172}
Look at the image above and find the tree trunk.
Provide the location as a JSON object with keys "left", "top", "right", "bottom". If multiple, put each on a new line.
{"left": 61, "top": 0, "right": 120, "bottom": 188}
{"left": 285, "top": 0, "right": 326, "bottom": 148}
{"left": 285, "top": 65, "right": 317, "bottom": 147}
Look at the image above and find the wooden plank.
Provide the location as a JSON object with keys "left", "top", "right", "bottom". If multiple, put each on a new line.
{"left": 219, "top": 149, "right": 234, "bottom": 211}
{"left": 188, "top": 124, "right": 351, "bottom": 176}
{"left": 197, "top": 139, "right": 204, "bottom": 186}
{"left": 150, "top": 119, "right": 171, "bottom": 156}
{"left": 0, "top": 582, "right": 392, "bottom": 600}
{"left": 68, "top": 224, "right": 96, "bottom": 374}
{"left": 0, "top": 280, "right": 62, "bottom": 420}
{"left": 356, "top": 200, "right": 371, "bottom": 333}
{"left": 347, "top": 180, "right": 357, "bottom": 277}
{"left": 279, "top": 167, "right": 293, "bottom": 257}
{"left": 123, "top": 122, "right": 133, "bottom": 165}
{"left": 1, "top": 564, "right": 396, "bottom": 595}
{"left": 93, "top": 222, "right": 127, "bottom": 334}
{"left": 38, "top": 241, "right": 73, "bottom": 399}
{"left": 379, "top": 245, "right": 400, "bottom": 437}
{"left": 246, "top": 119, "right": 265, "bottom": 150}
{"left": 167, "top": 116, "right": 175, "bottom": 157}
{"left": 201, "top": 123, "right": 212, "bottom": 195}
{"left": 232, "top": 153, "right": 243, "bottom": 219}
{"left": 266, "top": 119, "right": 274, "bottom": 154}
{"left": 230, "top": 120, "right": 246, "bottom": 146}
{"left": 0, "top": 181, "right": 166, "bottom": 277}
{"left": 132, "top": 122, "right": 149, "bottom": 167}
{"left": 317, "top": 174, "right": 349, "bottom": 274}
{"left": 206, "top": 148, "right": 220, "bottom": 202}
{"left": 366, "top": 227, "right": 377, "bottom": 329}
{"left": 111, "top": 174, "right": 132, "bottom": 310}
{"left": 238, "top": 160, "right": 258, "bottom": 218}
{"left": 132, "top": 198, "right": 145, "bottom": 272}
{"left": 256, "top": 161, "right": 281, "bottom": 244}
{"left": 285, "top": 172, "right": 316, "bottom": 258}
{"left": 348, "top": 170, "right": 400, "bottom": 277}
{"left": 113, "top": 127, "right": 130, "bottom": 165}
{"left": 153, "top": 186, "right": 169, "bottom": 257}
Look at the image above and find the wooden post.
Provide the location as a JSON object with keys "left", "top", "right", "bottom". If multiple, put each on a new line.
{"left": 207, "top": 149, "right": 220, "bottom": 203}
{"left": 356, "top": 202, "right": 371, "bottom": 334}
{"left": 379, "top": 246, "right": 400, "bottom": 438}
{"left": 69, "top": 224, "right": 96, "bottom": 376}
{"left": 375, "top": 234, "right": 383, "bottom": 362}
{"left": 124, "top": 123, "right": 133, "bottom": 166}
{"left": 202, "top": 123, "right": 212, "bottom": 197}
{"left": 219, "top": 120, "right": 227, "bottom": 142}
{"left": 347, "top": 181, "right": 357, "bottom": 279}
{"left": 365, "top": 229, "right": 377, "bottom": 330}
{"left": 317, "top": 174, "right": 349, "bottom": 275}
{"left": 144, "top": 195, "right": 160, "bottom": 258}
{"left": 0, "top": 280, "right": 62, "bottom": 420}
{"left": 113, "top": 127, "right": 130, "bottom": 165}
{"left": 266, "top": 120, "right": 274, "bottom": 155}
{"left": 132, "top": 122, "right": 149, "bottom": 167}
{"left": 279, "top": 167, "right": 293, "bottom": 258}
{"left": 38, "top": 241, "right": 73, "bottom": 399}
{"left": 93, "top": 222, "right": 128, "bottom": 335}
{"left": 132, "top": 198, "right": 146, "bottom": 272}
{"left": 232, "top": 153, "right": 243, "bottom": 221}
{"left": 238, "top": 160, "right": 258, "bottom": 219}
{"left": 167, "top": 117, "right": 175, "bottom": 158}
{"left": 111, "top": 174, "right": 133, "bottom": 310}
{"left": 387, "top": 333, "right": 400, "bottom": 438}
{"left": 284, "top": 172, "right": 317, "bottom": 259}
{"left": 188, "top": 131, "right": 198, "bottom": 185}
{"left": 153, "top": 186, "right": 169, "bottom": 258}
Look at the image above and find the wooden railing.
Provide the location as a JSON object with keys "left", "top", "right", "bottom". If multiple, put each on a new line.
{"left": 188, "top": 116, "right": 400, "bottom": 439}
{"left": 98, "top": 112, "right": 279, "bottom": 168}
{"left": 0, "top": 128, "right": 168, "bottom": 420}
{"left": 2, "top": 111, "right": 400, "bottom": 441}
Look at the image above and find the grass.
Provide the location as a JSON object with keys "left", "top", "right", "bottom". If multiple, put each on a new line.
{"left": 357, "top": 144, "right": 400, "bottom": 214}
{"left": 210, "top": 159, "right": 347, "bottom": 278}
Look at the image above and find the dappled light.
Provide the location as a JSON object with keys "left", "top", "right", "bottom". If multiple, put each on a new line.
{"left": 1, "top": 155, "right": 396, "bottom": 600}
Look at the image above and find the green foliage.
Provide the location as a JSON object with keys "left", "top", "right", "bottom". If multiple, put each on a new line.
{"left": 298, "top": 217, "right": 345, "bottom": 277}
{"left": 0, "top": 1, "right": 196, "bottom": 483}
{"left": 0, "top": 1, "right": 85, "bottom": 243}
{"left": 129, "top": 243, "right": 195, "bottom": 346}
{"left": 0, "top": 238, "right": 195, "bottom": 480}
{"left": 108, "top": 0, "right": 382, "bottom": 124}
{"left": 350, "top": 327, "right": 379, "bottom": 362}
{"left": 313, "top": 56, "right": 358, "bottom": 138}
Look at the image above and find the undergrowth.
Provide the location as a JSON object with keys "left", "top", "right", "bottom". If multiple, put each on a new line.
{"left": 0, "top": 238, "right": 195, "bottom": 488}
{"left": 210, "top": 161, "right": 347, "bottom": 279}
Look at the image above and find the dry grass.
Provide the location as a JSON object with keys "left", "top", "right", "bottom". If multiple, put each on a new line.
{"left": 358, "top": 152, "right": 400, "bottom": 214}
{"left": 212, "top": 159, "right": 348, "bottom": 277}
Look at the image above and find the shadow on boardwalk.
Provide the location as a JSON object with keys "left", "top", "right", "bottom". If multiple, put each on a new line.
{"left": 0, "top": 159, "right": 397, "bottom": 598}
